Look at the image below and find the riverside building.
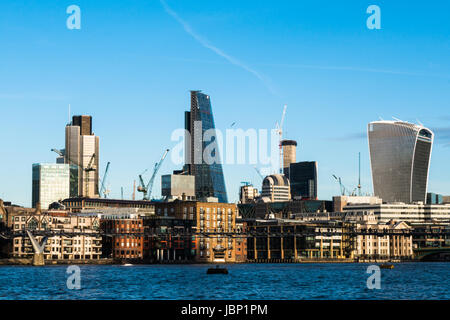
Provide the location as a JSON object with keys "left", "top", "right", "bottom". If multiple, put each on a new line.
{"left": 154, "top": 200, "right": 239, "bottom": 263}
{"left": 342, "top": 203, "right": 450, "bottom": 223}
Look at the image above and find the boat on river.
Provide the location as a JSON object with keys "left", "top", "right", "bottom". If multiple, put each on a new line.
{"left": 207, "top": 265, "right": 228, "bottom": 274}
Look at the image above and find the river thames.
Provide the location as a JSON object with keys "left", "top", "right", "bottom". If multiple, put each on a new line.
{"left": 0, "top": 262, "right": 448, "bottom": 300}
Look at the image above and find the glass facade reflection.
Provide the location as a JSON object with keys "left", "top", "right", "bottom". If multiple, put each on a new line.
{"left": 368, "top": 121, "right": 434, "bottom": 203}
{"left": 32, "top": 163, "right": 70, "bottom": 209}
{"left": 184, "top": 91, "right": 228, "bottom": 203}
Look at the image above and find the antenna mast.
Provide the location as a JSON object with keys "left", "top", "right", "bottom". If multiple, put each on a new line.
{"left": 358, "top": 152, "right": 362, "bottom": 196}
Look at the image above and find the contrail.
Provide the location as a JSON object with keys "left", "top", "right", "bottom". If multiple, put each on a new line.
{"left": 160, "top": 0, "right": 276, "bottom": 94}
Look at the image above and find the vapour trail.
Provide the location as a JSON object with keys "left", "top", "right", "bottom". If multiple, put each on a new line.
{"left": 160, "top": 0, "right": 276, "bottom": 95}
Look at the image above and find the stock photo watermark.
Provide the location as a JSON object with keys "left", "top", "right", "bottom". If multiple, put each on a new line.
{"left": 366, "top": 265, "right": 381, "bottom": 290}
{"left": 170, "top": 122, "right": 281, "bottom": 171}
{"left": 66, "top": 5, "right": 81, "bottom": 30}
{"left": 66, "top": 265, "right": 81, "bottom": 290}
{"left": 366, "top": 5, "right": 381, "bottom": 30}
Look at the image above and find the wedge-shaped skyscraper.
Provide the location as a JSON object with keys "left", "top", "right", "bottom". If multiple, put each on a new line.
{"left": 184, "top": 91, "right": 228, "bottom": 203}
{"left": 368, "top": 120, "right": 434, "bottom": 204}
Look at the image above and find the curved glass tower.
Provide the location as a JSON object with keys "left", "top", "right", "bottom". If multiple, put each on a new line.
{"left": 368, "top": 121, "right": 434, "bottom": 204}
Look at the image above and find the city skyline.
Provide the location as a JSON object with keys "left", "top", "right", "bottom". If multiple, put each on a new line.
{"left": 0, "top": 1, "right": 450, "bottom": 206}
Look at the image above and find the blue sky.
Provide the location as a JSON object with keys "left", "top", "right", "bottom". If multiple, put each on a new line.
{"left": 0, "top": 0, "right": 449, "bottom": 206}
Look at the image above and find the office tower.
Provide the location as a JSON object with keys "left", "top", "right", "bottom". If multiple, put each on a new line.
{"left": 261, "top": 174, "right": 291, "bottom": 202}
{"left": 65, "top": 115, "right": 100, "bottom": 198}
{"left": 183, "top": 91, "right": 228, "bottom": 203}
{"left": 281, "top": 140, "right": 297, "bottom": 177}
{"left": 32, "top": 163, "right": 70, "bottom": 209}
{"left": 288, "top": 161, "right": 318, "bottom": 200}
{"left": 368, "top": 120, "right": 434, "bottom": 204}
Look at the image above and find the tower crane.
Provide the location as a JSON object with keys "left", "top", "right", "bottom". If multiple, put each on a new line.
{"left": 275, "top": 105, "right": 287, "bottom": 174}
{"left": 50, "top": 149, "right": 97, "bottom": 197}
{"left": 137, "top": 149, "right": 170, "bottom": 200}
{"left": 253, "top": 166, "right": 265, "bottom": 180}
{"left": 332, "top": 175, "right": 348, "bottom": 196}
{"left": 99, "top": 162, "right": 111, "bottom": 198}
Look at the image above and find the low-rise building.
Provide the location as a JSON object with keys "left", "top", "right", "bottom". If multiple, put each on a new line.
{"left": 100, "top": 213, "right": 144, "bottom": 260}
{"left": 343, "top": 203, "right": 450, "bottom": 223}
{"left": 61, "top": 197, "right": 155, "bottom": 215}
{"left": 345, "top": 212, "right": 413, "bottom": 260}
{"left": 1, "top": 204, "right": 101, "bottom": 260}
{"left": 154, "top": 200, "right": 240, "bottom": 263}
{"left": 245, "top": 219, "right": 352, "bottom": 261}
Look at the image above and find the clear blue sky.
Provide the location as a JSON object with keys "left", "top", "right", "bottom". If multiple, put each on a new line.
{"left": 0, "top": 0, "right": 449, "bottom": 206}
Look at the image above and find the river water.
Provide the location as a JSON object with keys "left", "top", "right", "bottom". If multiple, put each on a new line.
{"left": 0, "top": 263, "right": 448, "bottom": 300}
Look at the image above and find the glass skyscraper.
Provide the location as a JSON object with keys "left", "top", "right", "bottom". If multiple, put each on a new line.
{"left": 32, "top": 163, "right": 70, "bottom": 209}
{"left": 184, "top": 91, "right": 228, "bottom": 203}
{"left": 286, "top": 161, "right": 318, "bottom": 200}
{"left": 368, "top": 121, "right": 434, "bottom": 204}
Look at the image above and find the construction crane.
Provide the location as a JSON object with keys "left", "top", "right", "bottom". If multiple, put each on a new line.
{"left": 138, "top": 149, "right": 170, "bottom": 200}
{"left": 332, "top": 175, "right": 348, "bottom": 196}
{"left": 99, "top": 162, "right": 110, "bottom": 198}
{"left": 51, "top": 149, "right": 97, "bottom": 197}
{"left": 253, "top": 166, "right": 265, "bottom": 180}
{"left": 84, "top": 154, "right": 96, "bottom": 197}
{"left": 275, "top": 105, "right": 287, "bottom": 174}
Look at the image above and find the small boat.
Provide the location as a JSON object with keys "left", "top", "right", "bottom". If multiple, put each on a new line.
{"left": 379, "top": 264, "right": 394, "bottom": 269}
{"left": 122, "top": 263, "right": 133, "bottom": 267}
{"left": 207, "top": 265, "right": 228, "bottom": 274}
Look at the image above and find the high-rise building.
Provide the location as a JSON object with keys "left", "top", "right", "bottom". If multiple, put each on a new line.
{"left": 368, "top": 120, "right": 434, "bottom": 204}
{"left": 32, "top": 163, "right": 70, "bottom": 209}
{"left": 281, "top": 140, "right": 297, "bottom": 177}
{"left": 65, "top": 115, "right": 100, "bottom": 198}
{"left": 183, "top": 91, "right": 228, "bottom": 203}
{"left": 287, "top": 161, "right": 318, "bottom": 200}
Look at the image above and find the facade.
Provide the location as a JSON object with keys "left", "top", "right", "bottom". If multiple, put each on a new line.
{"left": 32, "top": 163, "right": 70, "bottom": 209}
{"left": 333, "top": 195, "right": 382, "bottom": 212}
{"left": 368, "top": 120, "right": 434, "bottom": 203}
{"left": 161, "top": 174, "right": 196, "bottom": 200}
{"left": 239, "top": 184, "right": 259, "bottom": 204}
{"left": 287, "top": 161, "right": 318, "bottom": 200}
{"left": 343, "top": 203, "right": 450, "bottom": 223}
{"left": 347, "top": 213, "right": 413, "bottom": 260}
{"left": 261, "top": 174, "right": 291, "bottom": 202}
{"left": 2, "top": 207, "right": 101, "bottom": 260}
{"left": 281, "top": 140, "right": 297, "bottom": 176}
{"left": 154, "top": 200, "right": 240, "bottom": 263}
{"left": 144, "top": 216, "right": 196, "bottom": 262}
{"left": 61, "top": 197, "right": 155, "bottom": 214}
{"left": 100, "top": 215, "right": 144, "bottom": 260}
{"left": 65, "top": 115, "right": 100, "bottom": 198}
{"left": 238, "top": 199, "right": 333, "bottom": 220}
{"left": 183, "top": 91, "right": 228, "bottom": 203}
{"left": 427, "top": 193, "right": 444, "bottom": 205}
{"left": 246, "top": 219, "right": 351, "bottom": 261}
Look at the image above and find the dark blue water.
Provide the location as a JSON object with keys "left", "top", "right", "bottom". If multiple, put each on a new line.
{"left": 0, "top": 263, "right": 448, "bottom": 300}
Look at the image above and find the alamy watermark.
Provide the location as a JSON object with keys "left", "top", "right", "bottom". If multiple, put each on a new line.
{"left": 366, "top": 265, "right": 381, "bottom": 290}
{"left": 66, "top": 265, "right": 81, "bottom": 290}
{"left": 66, "top": 5, "right": 81, "bottom": 30}
{"left": 170, "top": 121, "right": 281, "bottom": 173}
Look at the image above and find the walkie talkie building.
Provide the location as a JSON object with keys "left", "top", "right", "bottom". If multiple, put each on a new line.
{"left": 368, "top": 121, "right": 434, "bottom": 204}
